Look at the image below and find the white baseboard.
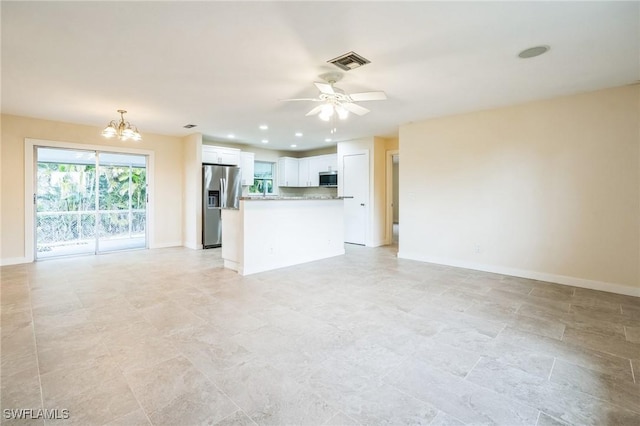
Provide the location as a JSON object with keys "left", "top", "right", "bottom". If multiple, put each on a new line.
{"left": 241, "top": 249, "right": 345, "bottom": 276}
{"left": 223, "top": 259, "right": 239, "bottom": 272}
{"left": 182, "top": 241, "right": 202, "bottom": 250}
{"left": 149, "top": 241, "right": 183, "bottom": 249}
{"left": 2, "top": 244, "right": 184, "bottom": 265}
{"left": 0, "top": 257, "right": 29, "bottom": 266}
{"left": 397, "top": 252, "right": 640, "bottom": 298}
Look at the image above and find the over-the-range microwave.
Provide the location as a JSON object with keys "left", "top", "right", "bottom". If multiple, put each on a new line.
{"left": 319, "top": 171, "right": 338, "bottom": 187}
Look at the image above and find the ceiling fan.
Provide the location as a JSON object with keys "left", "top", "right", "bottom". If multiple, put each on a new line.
{"left": 283, "top": 73, "right": 387, "bottom": 121}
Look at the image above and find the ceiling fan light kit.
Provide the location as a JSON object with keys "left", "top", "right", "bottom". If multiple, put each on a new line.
{"left": 102, "top": 109, "right": 142, "bottom": 141}
{"left": 283, "top": 71, "right": 387, "bottom": 133}
{"left": 336, "top": 105, "right": 349, "bottom": 120}
{"left": 319, "top": 104, "right": 334, "bottom": 121}
{"left": 318, "top": 103, "right": 349, "bottom": 122}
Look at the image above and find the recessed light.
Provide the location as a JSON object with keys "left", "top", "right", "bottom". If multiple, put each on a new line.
{"left": 295, "top": 132, "right": 303, "bottom": 137}
{"left": 290, "top": 144, "right": 297, "bottom": 148}
{"left": 227, "top": 134, "right": 235, "bottom": 139}
{"left": 325, "top": 138, "right": 332, "bottom": 142}
{"left": 261, "top": 139, "right": 269, "bottom": 144}
{"left": 259, "top": 125, "right": 268, "bottom": 130}
{"left": 518, "top": 45, "right": 550, "bottom": 59}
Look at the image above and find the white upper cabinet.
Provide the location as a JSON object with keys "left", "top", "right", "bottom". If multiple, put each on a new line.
{"left": 306, "top": 155, "right": 337, "bottom": 186}
{"left": 328, "top": 155, "right": 338, "bottom": 172}
{"left": 298, "top": 158, "right": 311, "bottom": 187}
{"left": 278, "top": 157, "right": 299, "bottom": 187}
{"left": 239, "top": 152, "right": 255, "bottom": 186}
{"left": 202, "top": 145, "right": 240, "bottom": 166}
{"left": 308, "top": 157, "right": 325, "bottom": 187}
{"left": 315, "top": 154, "right": 337, "bottom": 173}
{"left": 277, "top": 154, "right": 338, "bottom": 187}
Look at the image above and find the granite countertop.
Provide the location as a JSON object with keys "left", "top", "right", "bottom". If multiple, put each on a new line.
{"left": 239, "top": 196, "right": 348, "bottom": 201}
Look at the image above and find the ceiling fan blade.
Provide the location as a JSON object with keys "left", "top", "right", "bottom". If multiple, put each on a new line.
{"left": 314, "top": 82, "right": 335, "bottom": 95}
{"left": 341, "top": 102, "right": 370, "bottom": 116}
{"left": 349, "top": 91, "right": 387, "bottom": 101}
{"left": 281, "top": 98, "right": 321, "bottom": 102}
{"left": 305, "top": 105, "right": 324, "bottom": 116}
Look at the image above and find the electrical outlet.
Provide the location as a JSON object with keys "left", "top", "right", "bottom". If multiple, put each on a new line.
{"left": 475, "top": 244, "right": 481, "bottom": 254}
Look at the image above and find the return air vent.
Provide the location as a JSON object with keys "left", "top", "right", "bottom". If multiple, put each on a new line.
{"left": 328, "top": 51, "right": 370, "bottom": 71}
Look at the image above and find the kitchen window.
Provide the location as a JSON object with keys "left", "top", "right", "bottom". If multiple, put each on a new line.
{"left": 249, "top": 161, "right": 275, "bottom": 195}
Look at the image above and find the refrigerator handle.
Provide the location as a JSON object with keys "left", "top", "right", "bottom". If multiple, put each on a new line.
{"left": 220, "top": 178, "right": 226, "bottom": 208}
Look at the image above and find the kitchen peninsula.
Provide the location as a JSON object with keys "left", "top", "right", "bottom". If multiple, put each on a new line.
{"left": 221, "top": 196, "right": 345, "bottom": 275}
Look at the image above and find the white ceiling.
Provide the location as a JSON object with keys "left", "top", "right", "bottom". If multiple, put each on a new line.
{"left": 2, "top": 1, "right": 638, "bottom": 151}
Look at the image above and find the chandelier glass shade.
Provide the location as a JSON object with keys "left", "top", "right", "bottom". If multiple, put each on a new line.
{"left": 102, "top": 110, "right": 142, "bottom": 141}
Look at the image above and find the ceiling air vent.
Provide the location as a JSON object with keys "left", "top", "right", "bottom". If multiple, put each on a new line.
{"left": 183, "top": 124, "right": 197, "bottom": 129}
{"left": 328, "top": 51, "right": 370, "bottom": 71}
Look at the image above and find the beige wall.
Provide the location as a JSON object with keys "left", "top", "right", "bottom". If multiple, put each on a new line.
{"left": 182, "top": 133, "right": 202, "bottom": 249}
{"left": 372, "top": 137, "right": 387, "bottom": 246}
{"left": 384, "top": 137, "right": 399, "bottom": 151}
{"left": 383, "top": 137, "right": 400, "bottom": 241}
{"left": 1, "top": 114, "right": 184, "bottom": 264}
{"left": 399, "top": 85, "right": 640, "bottom": 295}
{"left": 299, "top": 146, "right": 337, "bottom": 157}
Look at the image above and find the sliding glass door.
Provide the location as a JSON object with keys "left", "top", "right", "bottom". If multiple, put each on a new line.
{"left": 97, "top": 153, "right": 147, "bottom": 253}
{"left": 36, "top": 147, "right": 147, "bottom": 259}
{"left": 36, "top": 148, "right": 97, "bottom": 257}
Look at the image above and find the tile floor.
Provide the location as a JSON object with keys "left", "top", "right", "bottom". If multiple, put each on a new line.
{"left": 1, "top": 244, "right": 640, "bottom": 425}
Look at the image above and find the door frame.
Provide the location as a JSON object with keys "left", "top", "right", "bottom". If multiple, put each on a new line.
{"left": 385, "top": 149, "right": 399, "bottom": 245}
{"left": 24, "top": 138, "right": 154, "bottom": 262}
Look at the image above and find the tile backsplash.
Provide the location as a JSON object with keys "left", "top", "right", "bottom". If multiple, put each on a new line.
{"left": 279, "top": 187, "right": 338, "bottom": 197}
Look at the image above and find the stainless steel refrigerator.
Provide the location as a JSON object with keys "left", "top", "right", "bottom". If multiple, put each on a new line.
{"left": 202, "top": 165, "right": 242, "bottom": 248}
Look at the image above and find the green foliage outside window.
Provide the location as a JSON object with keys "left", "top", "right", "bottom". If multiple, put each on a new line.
{"left": 36, "top": 162, "right": 146, "bottom": 250}
{"left": 249, "top": 161, "right": 275, "bottom": 195}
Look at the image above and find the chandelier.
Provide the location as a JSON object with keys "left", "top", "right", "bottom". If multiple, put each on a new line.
{"left": 102, "top": 110, "right": 142, "bottom": 141}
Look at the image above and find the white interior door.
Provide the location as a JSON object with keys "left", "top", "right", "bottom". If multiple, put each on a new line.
{"left": 343, "top": 153, "right": 369, "bottom": 245}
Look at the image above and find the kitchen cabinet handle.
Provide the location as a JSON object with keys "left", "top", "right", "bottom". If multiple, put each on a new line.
{"left": 360, "top": 203, "right": 365, "bottom": 206}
